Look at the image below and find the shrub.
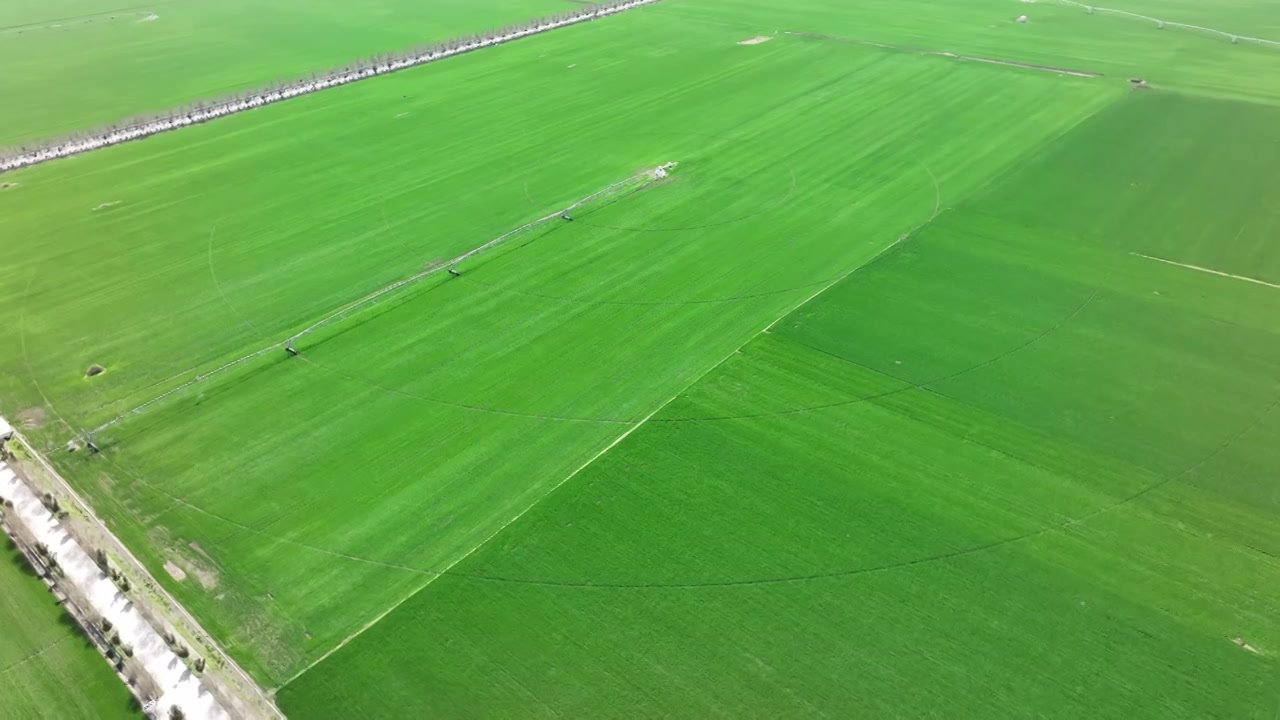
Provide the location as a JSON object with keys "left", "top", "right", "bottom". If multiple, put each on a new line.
{"left": 39, "top": 493, "right": 61, "bottom": 515}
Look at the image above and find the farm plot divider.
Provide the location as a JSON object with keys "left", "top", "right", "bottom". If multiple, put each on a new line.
{"left": 0, "top": 0, "right": 663, "bottom": 174}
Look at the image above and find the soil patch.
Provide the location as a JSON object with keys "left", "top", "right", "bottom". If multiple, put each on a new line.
{"left": 189, "top": 541, "right": 214, "bottom": 561}
{"left": 739, "top": 36, "right": 773, "bottom": 45}
{"left": 16, "top": 407, "right": 47, "bottom": 429}
{"left": 194, "top": 567, "right": 220, "bottom": 590}
{"left": 1232, "top": 637, "right": 1262, "bottom": 654}
{"left": 179, "top": 542, "right": 220, "bottom": 589}
{"left": 164, "top": 561, "right": 188, "bottom": 582}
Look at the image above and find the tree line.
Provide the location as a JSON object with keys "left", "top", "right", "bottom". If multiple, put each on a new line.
{"left": 0, "top": 0, "right": 659, "bottom": 172}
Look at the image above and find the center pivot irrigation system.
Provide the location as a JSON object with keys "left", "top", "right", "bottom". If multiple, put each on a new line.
{"left": 81, "top": 163, "right": 678, "bottom": 447}
{"left": 1056, "top": 0, "right": 1280, "bottom": 47}
{"left": 0, "top": 0, "right": 664, "bottom": 173}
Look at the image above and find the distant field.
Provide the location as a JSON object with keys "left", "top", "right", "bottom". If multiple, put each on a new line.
{"left": 0, "top": 540, "right": 137, "bottom": 719}
{"left": 1084, "top": 0, "right": 1280, "bottom": 36}
{"left": 0, "top": 0, "right": 562, "bottom": 144}
{"left": 280, "top": 91, "right": 1280, "bottom": 718}
{"left": 673, "top": 0, "right": 1280, "bottom": 102}
{"left": 2, "top": 0, "right": 1279, "bottom": 716}
{"left": 4, "top": 0, "right": 1280, "bottom": 148}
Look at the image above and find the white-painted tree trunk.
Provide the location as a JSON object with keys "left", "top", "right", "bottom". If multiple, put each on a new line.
{"left": 0, "top": 462, "right": 229, "bottom": 720}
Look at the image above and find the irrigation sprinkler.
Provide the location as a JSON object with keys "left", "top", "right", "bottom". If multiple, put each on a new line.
{"left": 83, "top": 432, "right": 101, "bottom": 454}
{"left": 448, "top": 268, "right": 462, "bottom": 278}
{"left": 561, "top": 213, "right": 575, "bottom": 222}
{"left": 285, "top": 340, "right": 299, "bottom": 357}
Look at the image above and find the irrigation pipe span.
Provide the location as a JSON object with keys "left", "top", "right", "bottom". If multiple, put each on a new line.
{"left": 285, "top": 165, "right": 672, "bottom": 342}
{"left": 0, "top": 0, "right": 662, "bottom": 174}
{"left": 87, "top": 165, "right": 673, "bottom": 437}
{"left": 1057, "top": 0, "right": 1280, "bottom": 47}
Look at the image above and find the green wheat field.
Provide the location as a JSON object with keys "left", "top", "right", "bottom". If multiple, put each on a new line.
{"left": 1, "top": 0, "right": 1278, "bottom": 717}
{"left": 0, "top": 539, "right": 137, "bottom": 718}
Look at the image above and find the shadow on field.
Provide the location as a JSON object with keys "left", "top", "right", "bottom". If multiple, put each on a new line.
{"left": 5, "top": 538, "right": 42, "bottom": 578}
{"left": 55, "top": 604, "right": 98, "bottom": 650}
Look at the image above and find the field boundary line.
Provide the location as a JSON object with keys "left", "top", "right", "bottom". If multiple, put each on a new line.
{"left": 784, "top": 31, "right": 1102, "bottom": 78}
{"left": 280, "top": 171, "right": 946, "bottom": 687}
{"left": 1130, "top": 252, "right": 1280, "bottom": 289}
{"left": 448, "top": 288, "right": 1280, "bottom": 590}
{"left": 461, "top": 394, "right": 1280, "bottom": 589}
{"left": 276, "top": 399, "right": 662, "bottom": 689}
{"left": 0, "top": 636, "right": 73, "bottom": 676}
{"left": 0, "top": 0, "right": 662, "bottom": 174}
